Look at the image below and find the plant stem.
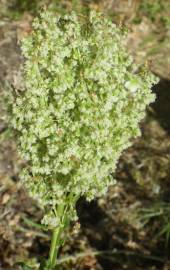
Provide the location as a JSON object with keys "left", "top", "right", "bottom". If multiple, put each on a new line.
{"left": 48, "top": 193, "right": 78, "bottom": 269}
{"left": 49, "top": 226, "right": 61, "bottom": 269}
{"left": 48, "top": 203, "right": 67, "bottom": 269}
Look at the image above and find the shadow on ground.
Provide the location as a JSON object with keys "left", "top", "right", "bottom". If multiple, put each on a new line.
{"left": 152, "top": 79, "right": 170, "bottom": 133}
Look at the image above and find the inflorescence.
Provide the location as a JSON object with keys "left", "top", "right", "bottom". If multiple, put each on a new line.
{"left": 12, "top": 10, "right": 157, "bottom": 227}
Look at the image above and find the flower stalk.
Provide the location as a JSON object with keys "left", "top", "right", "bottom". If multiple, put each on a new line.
{"left": 49, "top": 227, "right": 61, "bottom": 269}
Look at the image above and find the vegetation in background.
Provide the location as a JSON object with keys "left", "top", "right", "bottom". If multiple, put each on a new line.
{"left": 138, "top": 202, "right": 170, "bottom": 249}
{"left": 140, "top": 0, "right": 163, "bottom": 22}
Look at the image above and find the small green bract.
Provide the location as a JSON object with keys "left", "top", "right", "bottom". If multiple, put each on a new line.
{"left": 13, "top": 10, "right": 157, "bottom": 227}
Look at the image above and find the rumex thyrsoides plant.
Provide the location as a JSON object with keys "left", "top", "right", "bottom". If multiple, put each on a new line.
{"left": 12, "top": 10, "right": 158, "bottom": 269}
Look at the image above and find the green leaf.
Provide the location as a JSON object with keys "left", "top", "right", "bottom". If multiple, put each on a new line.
{"left": 22, "top": 215, "right": 48, "bottom": 231}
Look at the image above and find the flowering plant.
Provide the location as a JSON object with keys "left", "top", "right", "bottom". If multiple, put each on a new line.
{"left": 13, "top": 10, "right": 157, "bottom": 269}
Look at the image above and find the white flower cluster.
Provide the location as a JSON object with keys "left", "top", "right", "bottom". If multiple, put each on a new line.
{"left": 13, "top": 10, "right": 157, "bottom": 227}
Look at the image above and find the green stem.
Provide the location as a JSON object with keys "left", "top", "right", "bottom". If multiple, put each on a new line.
{"left": 48, "top": 193, "right": 78, "bottom": 269}
{"left": 49, "top": 227, "right": 61, "bottom": 269}
{"left": 48, "top": 203, "right": 65, "bottom": 269}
